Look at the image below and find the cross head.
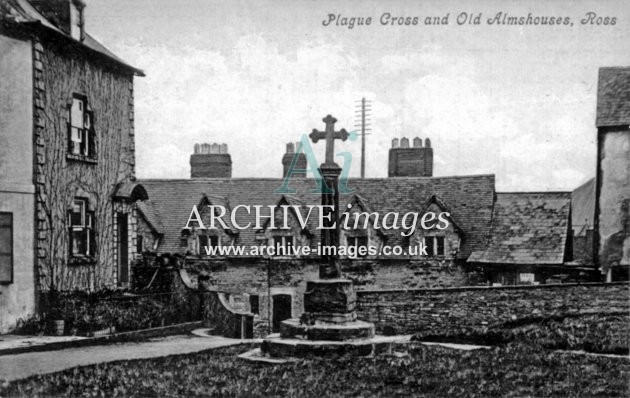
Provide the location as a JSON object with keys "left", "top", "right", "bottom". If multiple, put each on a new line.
{"left": 309, "top": 114, "right": 348, "bottom": 166}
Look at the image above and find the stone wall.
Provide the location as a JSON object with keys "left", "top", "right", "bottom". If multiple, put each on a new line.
{"left": 356, "top": 282, "right": 629, "bottom": 335}
{"left": 184, "top": 256, "right": 472, "bottom": 337}
{"left": 200, "top": 291, "right": 253, "bottom": 339}
{"left": 596, "top": 127, "right": 630, "bottom": 277}
{"left": 342, "top": 259, "right": 470, "bottom": 289}
{"left": 34, "top": 34, "right": 136, "bottom": 291}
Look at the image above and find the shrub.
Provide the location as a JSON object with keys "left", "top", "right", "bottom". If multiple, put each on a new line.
{"left": 29, "top": 290, "right": 202, "bottom": 336}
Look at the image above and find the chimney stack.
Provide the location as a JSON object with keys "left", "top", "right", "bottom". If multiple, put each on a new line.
{"left": 190, "top": 142, "right": 232, "bottom": 178}
{"left": 282, "top": 142, "right": 307, "bottom": 178}
{"left": 388, "top": 136, "right": 434, "bottom": 177}
{"left": 30, "top": 0, "right": 86, "bottom": 41}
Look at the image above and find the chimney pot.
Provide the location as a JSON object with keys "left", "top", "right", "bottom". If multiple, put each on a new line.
{"left": 282, "top": 142, "right": 306, "bottom": 178}
{"left": 425, "top": 138, "right": 431, "bottom": 148}
{"left": 392, "top": 138, "right": 399, "bottom": 148}
{"left": 388, "top": 136, "right": 434, "bottom": 177}
{"left": 190, "top": 143, "right": 232, "bottom": 178}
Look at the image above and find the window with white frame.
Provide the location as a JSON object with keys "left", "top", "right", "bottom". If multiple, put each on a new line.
{"left": 423, "top": 235, "right": 445, "bottom": 257}
{"left": 69, "top": 198, "right": 95, "bottom": 257}
{"left": 68, "top": 95, "right": 94, "bottom": 158}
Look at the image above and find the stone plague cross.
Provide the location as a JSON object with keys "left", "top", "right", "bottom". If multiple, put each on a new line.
{"left": 309, "top": 114, "right": 348, "bottom": 279}
{"left": 309, "top": 114, "right": 348, "bottom": 166}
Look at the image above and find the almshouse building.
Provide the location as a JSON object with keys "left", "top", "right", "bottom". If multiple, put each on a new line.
{"left": 135, "top": 139, "right": 591, "bottom": 333}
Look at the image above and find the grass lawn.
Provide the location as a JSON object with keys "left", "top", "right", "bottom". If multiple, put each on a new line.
{"left": 2, "top": 342, "right": 628, "bottom": 397}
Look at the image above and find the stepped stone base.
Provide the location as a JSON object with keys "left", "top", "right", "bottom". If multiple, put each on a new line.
{"left": 260, "top": 278, "right": 405, "bottom": 359}
{"left": 280, "top": 319, "right": 375, "bottom": 341}
{"left": 261, "top": 334, "right": 411, "bottom": 358}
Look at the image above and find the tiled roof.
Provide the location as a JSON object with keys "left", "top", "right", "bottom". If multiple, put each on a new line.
{"left": 468, "top": 192, "right": 571, "bottom": 265}
{"left": 138, "top": 174, "right": 496, "bottom": 257}
{"left": 596, "top": 67, "right": 630, "bottom": 127}
{"left": 1, "top": 0, "right": 144, "bottom": 76}
{"left": 571, "top": 178, "right": 595, "bottom": 236}
{"left": 137, "top": 200, "right": 164, "bottom": 235}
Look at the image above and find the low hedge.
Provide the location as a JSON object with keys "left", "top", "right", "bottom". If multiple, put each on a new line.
{"left": 15, "top": 289, "right": 202, "bottom": 336}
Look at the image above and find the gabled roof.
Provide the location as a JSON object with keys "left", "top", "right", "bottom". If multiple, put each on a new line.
{"left": 418, "top": 194, "right": 463, "bottom": 232}
{"left": 596, "top": 67, "right": 630, "bottom": 127}
{"left": 268, "top": 195, "right": 314, "bottom": 234}
{"left": 1, "top": 0, "right": 144, "bottom": 76}
{"left": 197, "top": 193, "right": 236, "bottom": 233}
{"left": 137, "top": 201, "right": 163, "bottom": 235}
{"left": 341, "top": 194, "right": 385, "bottom": 237}
{"left": 468, "top": 192, "right": 572, "bottom": 265}
{"left": 138, "top": 174, "right": 496, "bottom": 256}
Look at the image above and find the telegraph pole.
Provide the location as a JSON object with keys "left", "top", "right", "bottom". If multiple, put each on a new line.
{"left": 355, "top": 98, "right": 371, "bottom": 178}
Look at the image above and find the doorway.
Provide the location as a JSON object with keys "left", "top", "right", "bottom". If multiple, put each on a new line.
{"left": 272, "top": 294, "right": 292, "bottom": 332}
{"left": 117, "top": 212, "right": 129, "bottom": 285}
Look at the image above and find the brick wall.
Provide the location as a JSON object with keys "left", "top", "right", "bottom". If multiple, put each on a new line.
{"left": 356, "top": 282, "right": 629, "bottom": 335}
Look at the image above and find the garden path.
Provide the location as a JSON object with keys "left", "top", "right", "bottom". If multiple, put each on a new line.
{"left": 0, "top": 334, "right": 250, "bottom": 382}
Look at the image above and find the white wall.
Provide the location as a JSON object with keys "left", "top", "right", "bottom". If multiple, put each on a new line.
{"left": 0, "top": 33, "right": 35, "bottom": 333}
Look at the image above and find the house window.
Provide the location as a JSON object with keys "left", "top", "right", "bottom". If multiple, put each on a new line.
{"left": 347, "top": 236, "right": 368, "bottom": 249}
{"left": 136, "top": 235, "right": 144, "bottom": 253}
{"left": 423, "top": 236, "right": 445, "bottom": 257}
{"left": 197, "top": 235, "right": 219, "bottom": 254}
{"left": 273, "top": 236, "right": 294, "bottom": 254}
{"left": 68, "top": 95, "right": 95, "bottom": 158}
{"left": 249, "top": 295, "right": 259, "bottom": 315}
{"left": 0, "top": 213, "right": 13, "bottom": 284}
{"left": 518, "top": 273, "right": 536, "bottom": 285}
{"left": 69, "top": 198, "right": 94, "bottom": 257}
{"left": 347, "top": 236, "right": 368, "bottom": 256}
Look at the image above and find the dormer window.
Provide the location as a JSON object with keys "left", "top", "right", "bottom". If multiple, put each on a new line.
{"left": 68, "top": 95, "right": 95, "bottom": 160}
{"left": 69, "top": 0, "right": 85, "bottom": 41}
{"left": 273, "top": 235, "right": 294, "bottom": 254}
{"left": 424, "top": 236, "right": 445, "bottom": 257}
{"left": 197, "top": 235, "right": 220, "bottom": 254}
{"left": 347, "top": 236, "right": 368, "bottom": 248}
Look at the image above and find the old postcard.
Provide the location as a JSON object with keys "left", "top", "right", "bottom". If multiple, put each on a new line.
{"left": 0, "top": 0, "right": 628, "bottom": 396}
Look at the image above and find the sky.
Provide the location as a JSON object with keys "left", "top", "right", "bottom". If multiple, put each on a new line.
{"left": 86, "top": 0, "right": 630, "bottom": 191}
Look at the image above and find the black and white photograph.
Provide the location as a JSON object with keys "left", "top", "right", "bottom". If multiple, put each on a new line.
{"left": 0, "top": 0, "right": 629, "bottom": 396}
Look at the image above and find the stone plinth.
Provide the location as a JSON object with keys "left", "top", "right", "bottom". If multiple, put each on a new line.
{"left": 280, "top": 319, "right": 375, "bottom": 341}
{"left": 261, "top": 334, "right": 411, "bottom": 358}
{"left": 303, "top": 279, "right": 356, "bottom": 323}
{"left": 260, "top": 278, "right": 391, "bottom": 358}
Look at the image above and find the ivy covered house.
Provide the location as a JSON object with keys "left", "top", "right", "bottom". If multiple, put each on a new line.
{"left": 0, "top": 0, "right": 145, "bottom": 332}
